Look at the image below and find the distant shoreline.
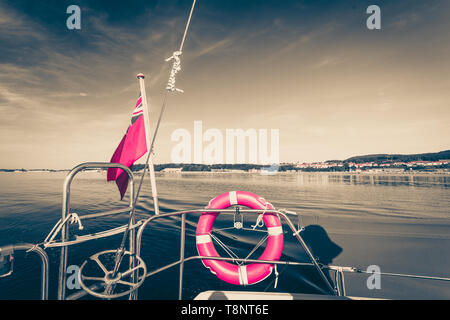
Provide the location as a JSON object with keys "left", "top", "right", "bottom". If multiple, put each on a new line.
{"left": 2, "top": 150, "right": 448, "bottom": 174}
{"left": 0, "top": 169, "right": 70, "bottom": 173}
{"left": 2, "top": 170, "right": 448, "bottom": 176}
{"left": 154, "top": 170, "right": 450, "bottom": 176}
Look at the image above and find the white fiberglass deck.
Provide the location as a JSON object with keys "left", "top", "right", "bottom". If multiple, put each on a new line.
{"left": 194, "top": 290, "right": 383, "bottom": 300}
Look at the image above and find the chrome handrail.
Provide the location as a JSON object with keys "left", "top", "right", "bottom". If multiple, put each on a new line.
{"left": 57, "top": 162, "right": 135, "bottom": 300}
{"left": 0, "top": 243, "right": 49, "bottom": 300}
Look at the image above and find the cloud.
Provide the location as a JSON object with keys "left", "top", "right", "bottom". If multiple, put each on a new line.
{"left": 259, "top": 22, "right": 338, "bottom": 65}
{"left": 0, "top": 3, "right": 48, "bottom": 41}
{"left": 0, "top": 1, "right": 448, "bottom": 168}
{"left": 190, "top": 38, "right": 233, "bottom": 59}
{"left": 310, "top": 56, "right": 343, "bottom": 69}
{"left": 388, "top": 12, "right": 422, "bottom": 30}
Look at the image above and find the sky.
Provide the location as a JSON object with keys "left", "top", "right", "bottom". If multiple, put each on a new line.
{"left": 0, "top": 0, "right": 449, "bottom": 169}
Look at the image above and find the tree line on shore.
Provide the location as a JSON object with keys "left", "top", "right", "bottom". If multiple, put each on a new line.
{"left": 2, "top": 150, "right": 448, "bottom": 173}
{"left": 130, "top": 162, "right": 449, "bottom": 172}
{"left": 2, "top": 163, "right": 447, "bottom": 173}
{"left": 343, "top": 150, "right": 450, "bottom": 163}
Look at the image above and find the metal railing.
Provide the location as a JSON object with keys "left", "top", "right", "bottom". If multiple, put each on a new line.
{"left": 0, "top": 243, "right": 49, "bottom": 300}
{"left": 0, "top": 162, "right": 138, "bottom": 300}
{"left": 63, "top": 197, "right": 450, "bottom": 300}
{"left": 56, "top": 162, "right": 136, "bottom": 300}
{"left": 64, "top": 207, "right": 337, "bottom": 300}
{"left": 134, "top": 208, "right": 336, "bottom": 299}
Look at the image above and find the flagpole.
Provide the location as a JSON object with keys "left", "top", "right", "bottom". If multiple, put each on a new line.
{"left": 137, "top": 73, "right": 160, "bottom": 215}
{"left": 107, "top": 0, "right": 196, "bottom": 299}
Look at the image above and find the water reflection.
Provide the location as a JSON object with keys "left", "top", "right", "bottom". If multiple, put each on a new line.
{"left": 291, "top": 172, "right": 450, "bottom": 188}
{"left": 1, "top": 171, "right": 449, "bottom": 299}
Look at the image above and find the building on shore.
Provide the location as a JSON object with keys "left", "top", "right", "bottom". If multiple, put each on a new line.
{"left": 161, "top": 168, "right": 183, "bottom": 173}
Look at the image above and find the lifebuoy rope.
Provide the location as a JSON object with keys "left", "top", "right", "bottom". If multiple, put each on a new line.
{"left": 251, "top": 202, "right": 270, "bottom": 230}
{"left": 209, "top": 231, "right": 272, "bottom": 267}
{"left": 43, "top": 212, "right": 84, "bottom": 248}
{"left": 207, "top": 200, "right": 276, "bottom": 265}
{"left": 209, "top": 232, "right": 241, "bottom": 265}
{"left": 244, "top": 234, "right": 269, "bottom": 261}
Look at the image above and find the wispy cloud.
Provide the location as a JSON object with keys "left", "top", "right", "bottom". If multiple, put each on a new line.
{"left": 0, "top": 3, "right": 48, "bottom": 41}
{"left": 0, "top": 1, "right": 448, "bottom": 168}
{"left": 260, "top": 22, "right": 338, "bottom": 65}
{"left": 190, "top": 37, "right": 233, "bottom": 59}
{"left": 310, "top": 56, "right": 343, "bottom": 69}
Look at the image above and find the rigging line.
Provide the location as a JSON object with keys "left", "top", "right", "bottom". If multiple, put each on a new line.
{"left": 107, "top": 80, "right": 169, "bottom": 291}
{"left": 132, "top": 0, "right": 197, "bottom": 212}
{"left": 108, "top": 0, "right": 197, "bottom": 283}
{"left": 209, "top": 233, "right": 241, "bottom": 264}
{"left": 244, "top": 234, "right": 269, "bottom": 261}
{"left": 179, "top": 0, "right": 197, "bottom": 52}
{"left": 209, "top": 233, "right": 239, "bottom": 260}
{"left": 127, "top": 0, "right": 197, "bottom": 233}
{"left": 211, "top": 226, "right": 236, "bottom": 232}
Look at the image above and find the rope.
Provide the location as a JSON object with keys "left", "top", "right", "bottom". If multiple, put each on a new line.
{"left": 107, "top": 0, "right": 198, "bottom": 287}
{"left": 273, "top": 264, "right": 279, "bottom": 289}
{"left": 244, "top": 234, "right": 268, "bottom": 261}
{"left": 43, "top": 212, "right": 84, "bottom": 248}
{"left": 178, "top": 0, "right": 196, "bottom": 52}
{"left": 129, "top": 0, "right": 197, "bottom": 218}
{"left": 69, "top": 213, "right": 84, "bottom": 230}
{"left": 165, "top": 51, "right": 184, "bottom": 92}
{"left": 263, "top": 264, "right": 287, "bottom": 292}
{"left": 209, "top": 233, "right": 240, "bottom": 264}
{"left": 251, "top": 202, "right": 271, "bottom": 230}
{"left": 165, "top": 0, "right": 197, "bottom": 93}
{"left": 163, "top": 0, "right": 196, "bottom": 93}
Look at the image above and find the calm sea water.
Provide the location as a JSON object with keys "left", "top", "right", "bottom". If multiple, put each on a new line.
{"left": 0, "top": 171, "right": 449, "bottom": 299}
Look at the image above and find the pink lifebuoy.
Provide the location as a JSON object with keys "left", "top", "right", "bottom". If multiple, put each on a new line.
{"left": 196, "top": 191, "right": 284, "bottom": 285}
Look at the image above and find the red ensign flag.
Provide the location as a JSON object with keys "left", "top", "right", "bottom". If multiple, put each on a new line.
{"left": 107, "top": 95, "right": 147, "bottom": 199}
